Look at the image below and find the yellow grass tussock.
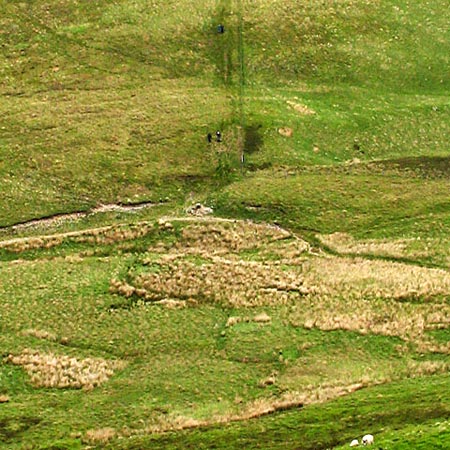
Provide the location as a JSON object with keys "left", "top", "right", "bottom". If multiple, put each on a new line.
{"left": 253, "top": 312, "right": 272, "bottom": 323}
{"left": 6, "top": 349, "right": 126, "bottom": 390}
{"left": 111, "top": 256, "right": 309, "bottom": 307}
{"left": 0, "top": 236, "right": 64, "bottom": 253}
{"left": 178, "top": 221, "right": 295, "bottom": 255}
{"left": 286, "top": 100, "right": 316, "bottom": 115}
{"left": 21, "top": 328, "right": 58, "bottom": 342}
{"left": 83, "top": 427, "right": 116, "bottom": 444}
{"left": 302, "top": 256, "right": 450, "bottom": 301}
{"left": 226, "top": 316, "right": 243, "bottom": 327}
{"left": 319, "top": 232, "right": 414, "bottom": 258}
{"left": 74, "top": 223, "right": 153, "bottom": 246}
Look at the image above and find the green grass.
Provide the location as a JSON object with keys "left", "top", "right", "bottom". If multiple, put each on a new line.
{"left": 101, "top": 374, "right": 450, "bottom": 449}
{"left": 1, "top": 0, "right": 449, "bottom": 448}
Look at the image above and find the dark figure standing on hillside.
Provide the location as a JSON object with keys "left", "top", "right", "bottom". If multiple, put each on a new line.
{"left": 217, "top": 24, "right": 225, "bottom": 34}
{"left": 216, "top": 131, "right": 222, "bottom": 142}
{"left": 207, "top": 132, "right": 212, "bottom": 143}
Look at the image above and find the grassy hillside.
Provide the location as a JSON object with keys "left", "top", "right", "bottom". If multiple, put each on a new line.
{"left": 1, "top": 218, "right": 450, "bottom": 449}
{"left": 1, "top": 0, "right": 449, "bottom": 225}
{"left": 0, "top": 0, "right": 449, "bottom": 449}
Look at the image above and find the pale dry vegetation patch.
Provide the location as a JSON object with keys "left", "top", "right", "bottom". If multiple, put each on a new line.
{"left": 318, "top": 232, "right": 413, "bottom": 258}
{"left": 294, "top": 294, "right": 450, "bottom": 352}
{"left": 318, "top": 232, "right": 450, "bottom": 263}
{"left": 253, "top": 312, "right": 272, "bottom": 323}
{"left": 0, "top": 395, "right": 10, "bottom": 403}
{"left": 111, "top": 256, "right": 309, "bottom": 307}
{"left": 6, "top": 349, "right": 126, "bottom": 390}
{"left": 226, "top": 312, "right": 272, "bottom": 327}
{"left": 0, "top": 222, "right": 154, "bottom": 253}
{"left": 406, "top": 360, "right": 450, "bottom": 377}
{"left": 287, "top": 256, "right": 450, "bottom": 351}
{"left": 121, "top": 381, "right": 365, "bottom": 438}
{"left": 73, "top": 223, "right": 154, "bottom": 246}
{"left": 126, "top": 360, "right": 450, "bottom": 437}
{"left": 110, "top": 221, "right": 311, "bottom": 307}
{"left": 287, "top": 100, "right": 316, "bottom": 115}
{"left": 0, "top": 236, "right": 64, "bottom": 253}
{"left": 108, "top": 221, "right": 449, "bottom": 351}
{"left": 176, "top": 221, "right": 296, "bottom": 255}
{"left": 83, "top": 427, "right": 116, "bottom": 445}
{"left": 21, "top": 328, "right": 58, "bottom": 342}
{"left": 302, "top": 256, "right": 450, "bottom": 301}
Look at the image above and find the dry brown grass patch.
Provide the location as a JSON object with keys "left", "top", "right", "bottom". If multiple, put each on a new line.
{"left": 83, "top": 427, "right": 116, "bottom": 444}
{"left": 177, "top": 221, "right": 296, "bottom": 256}
{"left": 21, "top": 328, "right": 57, "bottom": 342}
{"left": 253, "top": 312, "right": 271, "bottom": 323}
{"left": 0, "top": 236, "right": 64, "bottom": 253}
{"left": 279, "top": 255, "right": 450, "bottom": 350}
{"left": 302, "top": 256, "right": 450, "bottom": 301}
{"left": 318, "top": 232, "right": 414, "bottom": 258}
{"left": 74, "top": 223, "right": 153, "bottom": 246}
{"left": 128, "top": 381, "right": 366, "bottom": 437}
{"left": 6, "top": 349, "right": 126, "bottom": 390}
{"left": 111, "top": 256, "right": 309, "bottom": 307}
{"left": 287, "top": 100, "right": 316, "bottom": 115}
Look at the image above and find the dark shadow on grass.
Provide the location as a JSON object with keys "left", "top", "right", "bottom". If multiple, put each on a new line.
{"left": 374, "top": 156, "right": 450, "bottom": 178}
{"left": 0, "top": 417, "right": 41, "bottom": 443}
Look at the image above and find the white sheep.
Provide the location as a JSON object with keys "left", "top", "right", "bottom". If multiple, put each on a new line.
{"left": 362, "top": 434, "right": 374, "bottom": 445}
{"left": 350, "top": 438, "right": 359, "bottom": 447}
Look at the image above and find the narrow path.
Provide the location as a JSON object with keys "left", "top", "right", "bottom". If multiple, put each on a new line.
{"left": 4, "top": 202, "right": 158, "bottom": 233}
{"left": 0, "top": 211, "right": 244, "bottom": 249}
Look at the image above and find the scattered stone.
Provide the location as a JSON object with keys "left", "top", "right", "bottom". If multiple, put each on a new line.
{"left": 0, "top": 395, "right": 10, "bottom": 403}
{"left": 259, "top": 374, "right": 276, "bottom": 387}
{"left": 187, "top": 203, "right": 213, "bottom": 216}
{"left": 345, "top": 157, "right": 361, "bottom": 165}
{"left": 278, "top": 127, "right": 293, "bottom": 138}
